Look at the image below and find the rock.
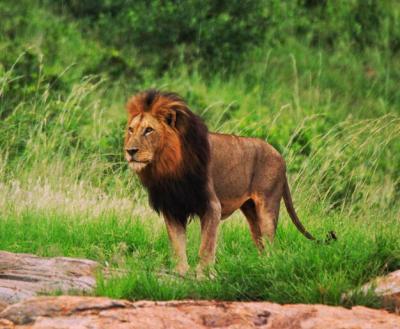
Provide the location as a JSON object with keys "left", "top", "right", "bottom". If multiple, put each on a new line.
{"left": 356, "top": 270, "right": 400, "bottom": 313}
{"left": 0, "top": 251, "right": 98, "bottom": 305}
{"left": 0, "top": 301, "right": 8, "bottom": 313}
{"left": 0, "top": 318, "right": 14, "bottom": 328}
{"left": 1, "top": 296, "right": 399, "bottom": 329}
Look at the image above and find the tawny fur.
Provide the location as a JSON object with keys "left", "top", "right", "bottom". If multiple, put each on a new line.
{"left": 125, "top": 90, "right": 324, "bottom": 277}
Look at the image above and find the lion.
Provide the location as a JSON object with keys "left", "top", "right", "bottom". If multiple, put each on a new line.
{"left": 124, "top": 90, "right": 335, "bottom": 277}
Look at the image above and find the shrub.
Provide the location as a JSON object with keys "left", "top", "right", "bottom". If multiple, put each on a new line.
{"left": 52, "top": 0, "right": 268, "bottom": 70}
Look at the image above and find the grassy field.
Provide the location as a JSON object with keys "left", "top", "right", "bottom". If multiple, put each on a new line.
{"left": 0, "top": 0, "right": 399, "bottom": 310}
{"left": 0, "top": 174, "right": 399, "bottom": 306}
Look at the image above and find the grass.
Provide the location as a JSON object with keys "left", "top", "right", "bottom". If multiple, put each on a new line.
{"left": 1, "top": 62, "right": 399, "bottom": 308}
{"left": 0, "top": 182, "right": 398, "bottom": 307}
{"left": 0, "top": 67, "right": 399, "bottom": 309}
{"left": 0, "top": 80, "right": 399, "bottom": 308}
{"left": 1, "top": 1, "right": 399, "bottom": 310}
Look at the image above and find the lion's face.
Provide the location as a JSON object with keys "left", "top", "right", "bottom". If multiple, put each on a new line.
{"left": 124, "top": 113, "right": 164, "bottom": 172}
{"left": 125, "top": 90, "right": 188, "bottom": 176}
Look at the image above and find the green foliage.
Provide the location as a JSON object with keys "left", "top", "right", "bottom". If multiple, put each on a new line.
{"left": 53, "top": 0, "right": 267, "bottom": 71}
{"left": 0, "top": 0, "right": 399, "bottom": 308}
{"left": 264, "top": 0, "right": 400, "bottom": 51}
{"left": 48, "top": 0, "right": 400, "bottom": 71}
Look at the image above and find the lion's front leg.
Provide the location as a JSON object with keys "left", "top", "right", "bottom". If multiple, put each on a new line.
{"left": 197, "top": 198, "right": 221, "bottom": 278}
{"left": 164, "top": 215, "right": 189, "bottom": 276}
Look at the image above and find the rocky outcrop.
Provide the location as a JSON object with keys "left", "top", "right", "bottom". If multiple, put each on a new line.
{"left": 357, "top": 269, "right": 400, "bottom": 313}
{"left": 0, "top": 296, "right": 399, "bottom": 329}
{"left": 1, "top": 251, "right": 399, "bottom": 328}
{"left": 0, "top": 251, "right": 98, "bottom": 304}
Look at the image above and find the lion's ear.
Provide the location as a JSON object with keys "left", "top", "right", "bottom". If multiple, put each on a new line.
{"left": 166, "top": 107, "right": 189, "bottom": 131}
{"left": 166, "top": 111, "right": 177, "bottom": 127}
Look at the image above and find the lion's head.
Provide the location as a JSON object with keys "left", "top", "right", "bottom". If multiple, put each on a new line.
{"left": 125, "top": 90, "right": 210, "bottom": 225}
{"left": 125, "top": 90, "right": 188, "bottom": 175}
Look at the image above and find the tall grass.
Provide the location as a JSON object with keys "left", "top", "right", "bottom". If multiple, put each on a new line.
{"left": 1, "top": 0, "right": 399, "bottom": 309}
{"left": 0, "top": 51, "right": 399, "bottom": 308}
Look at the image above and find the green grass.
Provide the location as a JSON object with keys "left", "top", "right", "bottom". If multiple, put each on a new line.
{"left": 0, "top": 193, "right": 399, "bottom": 307}
{"left": 0, "top": 62, "right": 399, "bottom": 309}
{"left": 1, "top": 0, "right": 400, "bottom": 311}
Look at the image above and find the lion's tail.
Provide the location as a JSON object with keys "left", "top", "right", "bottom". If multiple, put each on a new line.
{"left": 283, "top": 177, "right": 337, "bottom": 243}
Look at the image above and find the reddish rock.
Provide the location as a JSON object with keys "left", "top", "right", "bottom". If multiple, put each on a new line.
{"left": 359, "top": 270, "right": 400, "bottom": 313}
{"left": 0, "top": 302, "right": 8, "bottom": 313}
{"left": 1, "top": 296, "right": 399, "bottom": 329}
{"left": 0, "top": 251, "right": 98, "bottom": 304}
{"left": 344, "top": 270, "right": 400, "bottom": 313}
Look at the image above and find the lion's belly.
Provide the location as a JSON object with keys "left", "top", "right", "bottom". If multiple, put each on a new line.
{"left": 220, "top": 196, "right": 249, "bottom": 219}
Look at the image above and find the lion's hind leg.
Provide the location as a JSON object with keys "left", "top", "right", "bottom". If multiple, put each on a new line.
{"left": 241, "top": 199, "right": 265, "bottom": 252}
{"left": 255, "top": 189, "right": 282, "bottom": 245}
{"left": 242, "top": 189, "right": 282, "bottom": 252}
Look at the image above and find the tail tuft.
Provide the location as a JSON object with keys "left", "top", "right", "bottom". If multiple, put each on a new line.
{"left": 325, "top": 230, "right": 337, "bottom": 244}
{"left": 317, "top": 230, "right": 337, "bottom": 244}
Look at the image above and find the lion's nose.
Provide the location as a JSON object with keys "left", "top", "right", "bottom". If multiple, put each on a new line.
{"left": 126, "top": 147, "right": 139, "bottom": 157}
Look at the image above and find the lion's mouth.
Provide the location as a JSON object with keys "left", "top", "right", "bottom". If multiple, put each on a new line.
{"left": 127, "top": 158, "right": 151, "bottom": 172}
{"left": 129, "top": 159, "right": 149, "bottom": 164}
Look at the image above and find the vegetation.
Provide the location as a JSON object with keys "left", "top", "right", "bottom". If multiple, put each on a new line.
{"left": 0, "top": 0, "right": 399, "bottom": 309}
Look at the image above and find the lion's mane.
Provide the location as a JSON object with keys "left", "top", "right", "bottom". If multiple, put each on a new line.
{"left": 127, "top": 90, "right": 210, "bottom": 226}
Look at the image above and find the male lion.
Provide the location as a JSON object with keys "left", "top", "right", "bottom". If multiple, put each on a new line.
{"left": 125, "top": 90, "right": 334, "bottom": 276}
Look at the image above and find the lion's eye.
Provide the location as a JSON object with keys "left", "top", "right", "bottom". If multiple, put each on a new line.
{"left": 128, "top": 127, "right": 134, "bottom": 134}
{"left": 143, "top": 127, "right": 154, "bottom": 136}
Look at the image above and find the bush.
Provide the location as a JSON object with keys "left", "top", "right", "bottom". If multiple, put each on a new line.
{"left": 52, "top": 0, "right": 268, "bottom": 71}
{"left": 263, "top": 0, "right": 400, "bottom": 52}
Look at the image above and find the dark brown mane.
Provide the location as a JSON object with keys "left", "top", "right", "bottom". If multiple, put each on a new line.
{"left": 126, "top": 90, "right": 210, "bottom": 226}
